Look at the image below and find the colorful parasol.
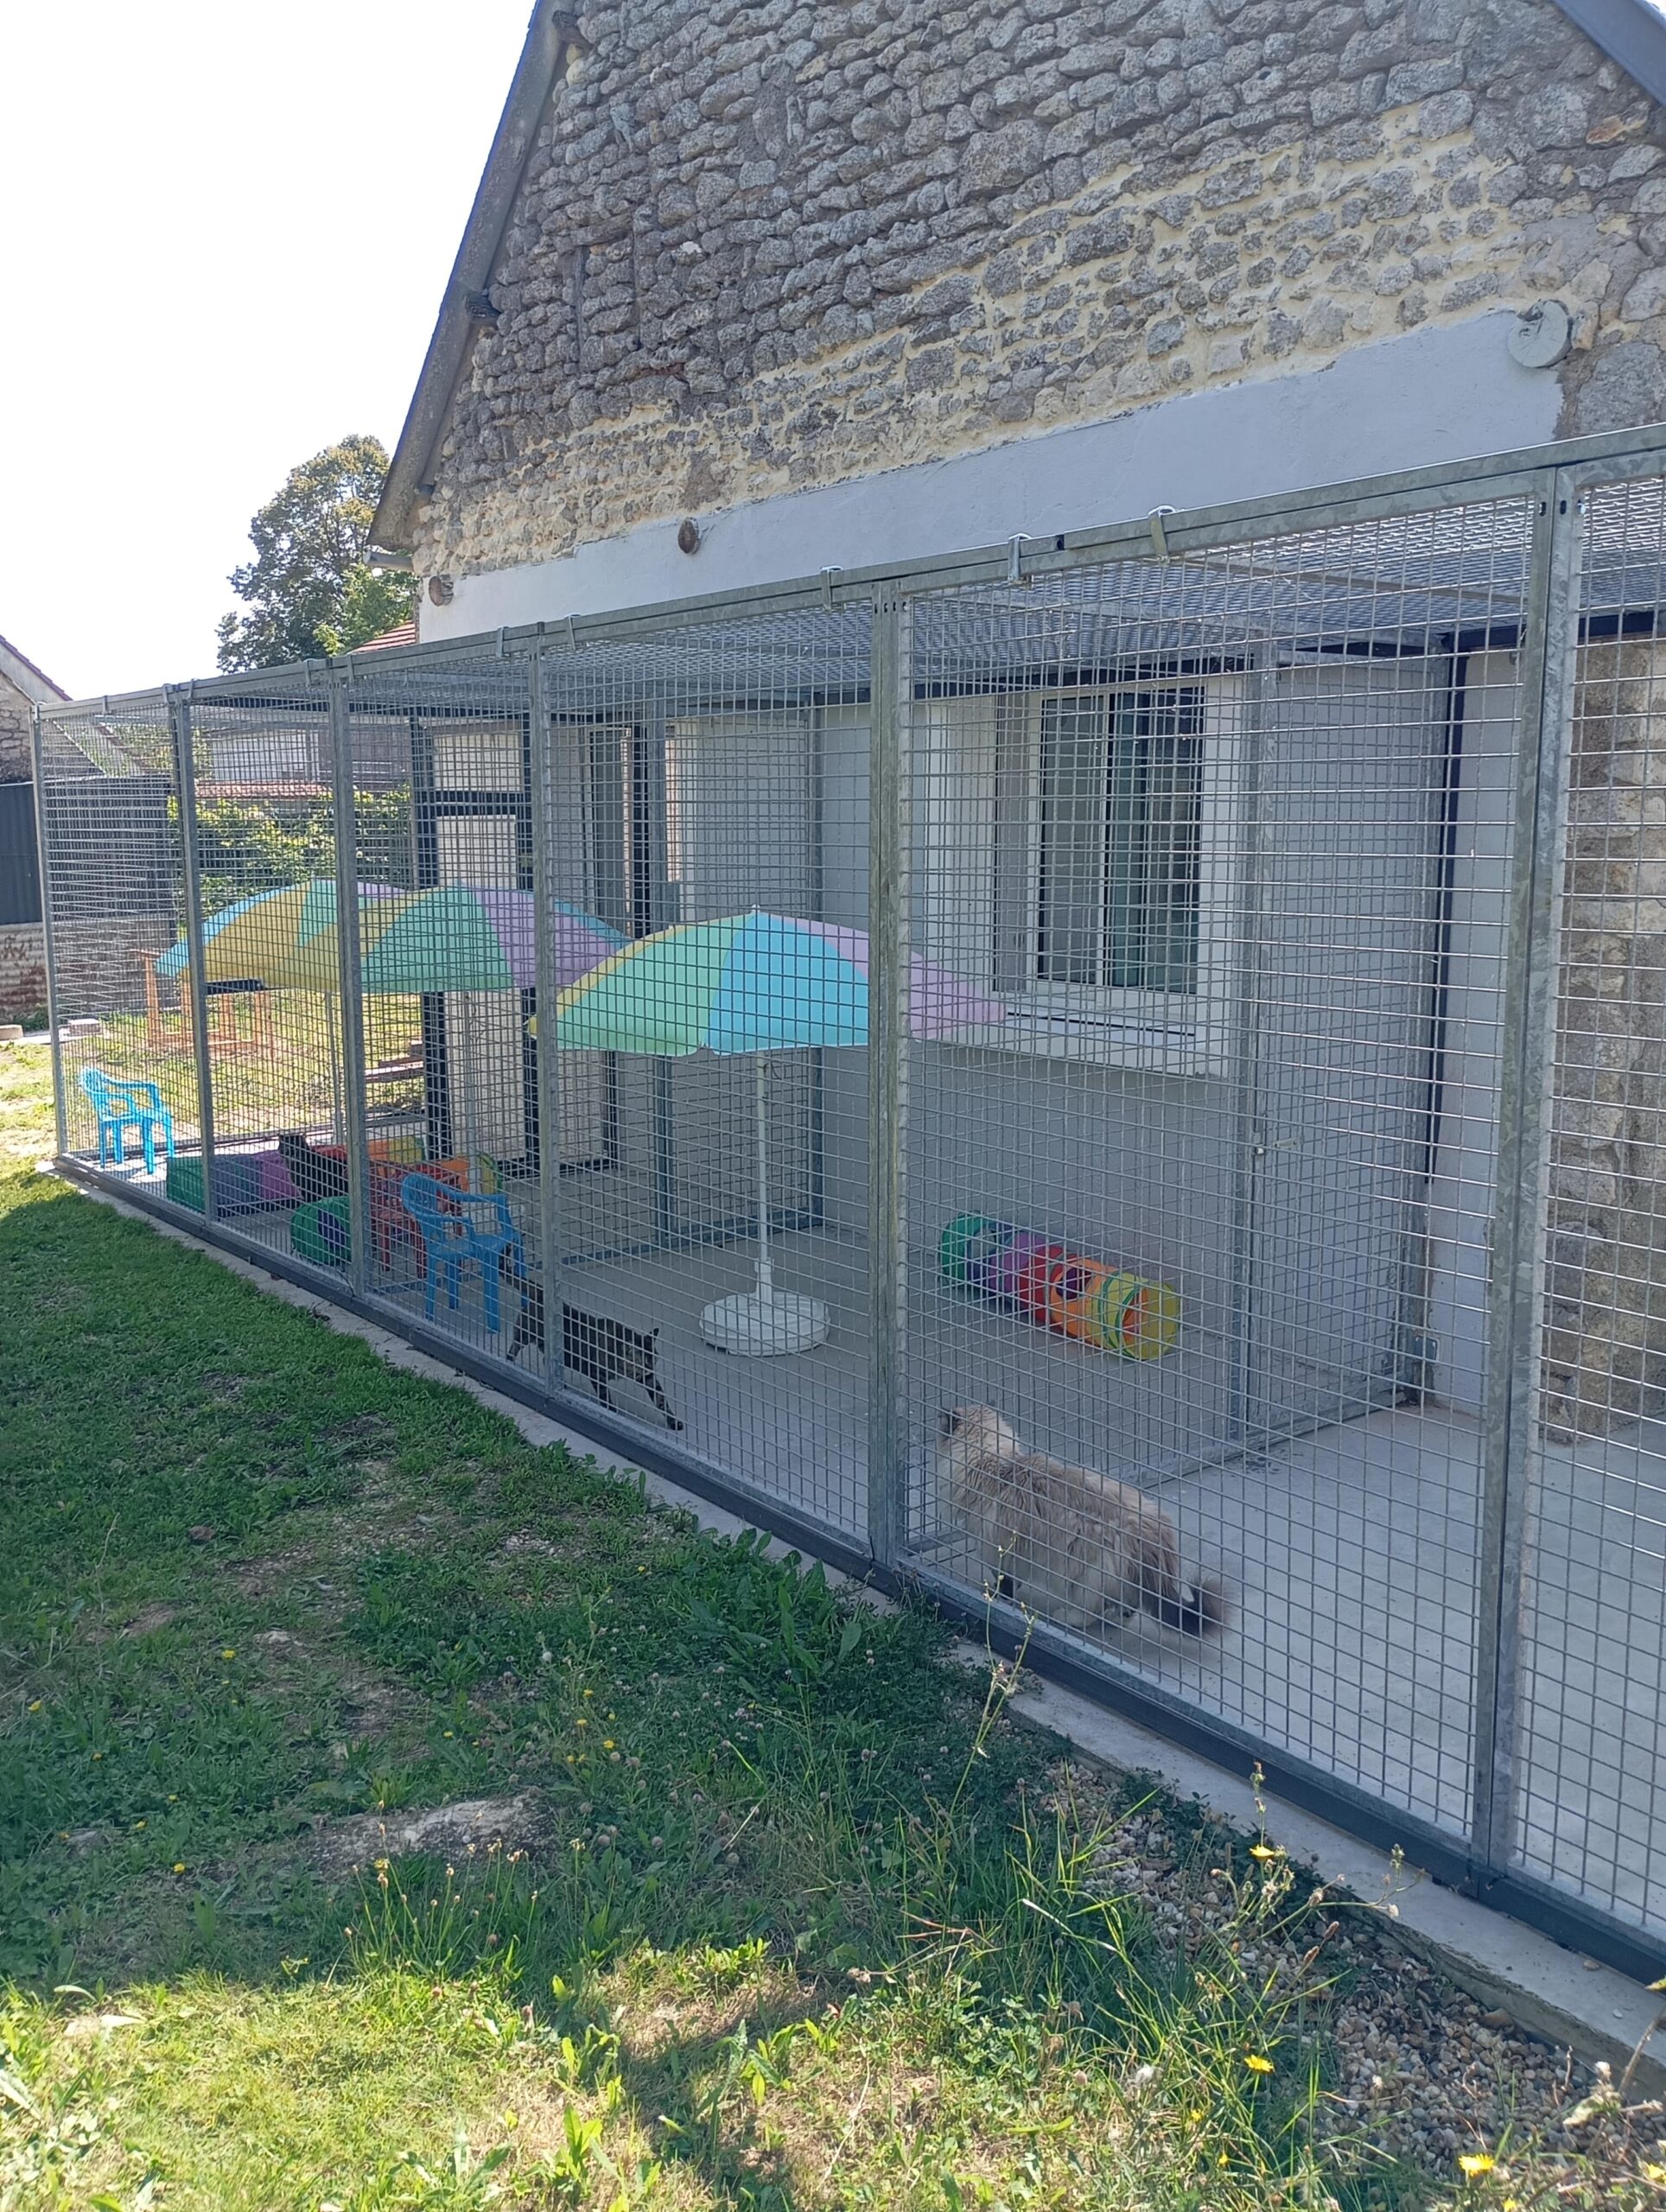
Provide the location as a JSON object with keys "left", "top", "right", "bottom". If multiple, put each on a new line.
{"left": 551, "top": 912, "right": 1000, "bottom": 1055}
{"left": 157, "top": 881, "right": 623, "bottom": 995}
{"left": 550, "top": 912, "right": 1004, "bottom": 1353}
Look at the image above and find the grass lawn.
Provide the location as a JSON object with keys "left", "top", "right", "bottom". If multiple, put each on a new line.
{"left": 0, "top": 1046, "right": 1655, "bottom": 2210}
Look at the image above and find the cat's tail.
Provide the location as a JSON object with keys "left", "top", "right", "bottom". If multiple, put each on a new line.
{"left": 1148, "top": 1576, "right": 1229, "bottom": 1638}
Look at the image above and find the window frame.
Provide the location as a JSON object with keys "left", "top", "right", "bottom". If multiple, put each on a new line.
{"left": 933, "top": 673, "right": 1244, "bottom": 1071}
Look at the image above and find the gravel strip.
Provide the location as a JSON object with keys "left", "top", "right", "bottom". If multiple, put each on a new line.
{"left": 1045, "top": 1759, "right": 1666, "bottom": 2203}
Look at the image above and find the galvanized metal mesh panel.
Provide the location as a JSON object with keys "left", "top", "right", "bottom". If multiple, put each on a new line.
{"left": 35, "top": 701, "right": 200, "bottom": 1197}
{"left": 181, "top": 685, "right": 350, "bottom": 1252}
{"left": 521, "top": 611, "right": 875, "bottom": 1536}
{"left": 340, "top": 657, "right": 536, "bottom": 1360}
{"left": 1511, "top": 473, "right": 1666, "bottom": 1933}
{"left": 902, "top": 501, "right": 1533, "bottom": 1834}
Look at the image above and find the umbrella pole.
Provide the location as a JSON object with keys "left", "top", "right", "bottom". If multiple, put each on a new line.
{"left": 327, "top": 991, "right": 344, "bottom": 1144}
{"left": 754, "top": 1052, "right": 772, "bottom": 1299}
{"left": 698, "top": 1047, "right": 830, "bottom": 1357}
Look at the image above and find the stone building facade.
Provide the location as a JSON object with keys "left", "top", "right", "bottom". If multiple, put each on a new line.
{"left": 382, "top": 0, "right": 1666, "bottom": 601}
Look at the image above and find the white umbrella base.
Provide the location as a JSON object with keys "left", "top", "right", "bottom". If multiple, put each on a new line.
{"left": 700, "top": 1287, "right": 831, "bottom": 1357}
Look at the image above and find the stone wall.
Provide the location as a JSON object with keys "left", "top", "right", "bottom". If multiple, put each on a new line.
{"left": 1542, "top": 636, "right": 1666, "bottom": 1439}
{"left": 0, "top": 668, "right": 34, "bottom": 783}
{"left": 0, "top": 915, "right": 179, "bottom": 1028}
{"left": 415, "top": 0, "right": 1666, "bottom": 584}
{"left": 0, "top": 925, "right": 46, "bottom": 1025}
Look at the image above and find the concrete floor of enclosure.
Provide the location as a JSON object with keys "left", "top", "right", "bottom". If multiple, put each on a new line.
{"left": 79, "top": 1141, "right": 1666, "bottom": 1938}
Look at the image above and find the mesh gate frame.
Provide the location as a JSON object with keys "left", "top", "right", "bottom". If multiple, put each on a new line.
{"left": 33, "top": 420, "right": 1666, "bottom": 1983}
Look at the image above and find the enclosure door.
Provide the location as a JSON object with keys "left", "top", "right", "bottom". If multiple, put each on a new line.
{"left": 1242, "top": 658, "right": 1451, "bottom": 1441}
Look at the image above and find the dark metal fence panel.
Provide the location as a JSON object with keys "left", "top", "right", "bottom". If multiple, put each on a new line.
{"left": 0, "top": 781, "right": 41, "bottom": 924}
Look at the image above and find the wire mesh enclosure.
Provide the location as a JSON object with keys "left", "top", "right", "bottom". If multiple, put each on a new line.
{"left": 33, "top": 427, "right": 1666, "bottom": 1974}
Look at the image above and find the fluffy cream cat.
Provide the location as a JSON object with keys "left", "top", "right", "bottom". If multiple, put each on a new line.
{"left": 937, "top": 1404, "right": 1225, "bottom": 1638}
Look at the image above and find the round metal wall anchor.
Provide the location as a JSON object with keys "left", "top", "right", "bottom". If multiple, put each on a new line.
{"left": 1509, "top": 300, "right": 1573, "bottom": 370}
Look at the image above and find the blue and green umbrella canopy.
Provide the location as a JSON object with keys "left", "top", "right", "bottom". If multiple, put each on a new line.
{"left": 551, "top": 912, "right": 1004, "bottom": 1052}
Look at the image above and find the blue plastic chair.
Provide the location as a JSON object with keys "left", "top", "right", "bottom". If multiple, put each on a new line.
{"left": 78, "top": 1068, "right": 175, "bottom": 1175}
{"left": 400, "top": 1172, "right": 524, "bottom": 1332}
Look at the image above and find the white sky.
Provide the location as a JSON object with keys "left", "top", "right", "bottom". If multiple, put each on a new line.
{"left": 0, "top": 1, "right": 533, "bottom": 700}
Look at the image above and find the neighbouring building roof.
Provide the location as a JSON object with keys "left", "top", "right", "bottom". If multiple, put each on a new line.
{"left": 0, "top": 633, "right": 69, "bottom": 711}
{"left": 354, "top": 623, "right": 419, "bottom": 652}
{"left": 2, "top": 635, "right": 150, "bottom": 779}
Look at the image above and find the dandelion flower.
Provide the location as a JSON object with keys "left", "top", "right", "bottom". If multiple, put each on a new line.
{"left": 1245, "top": 2055, "right": 1275, "bottom": 2075}
{"left": 27, "top": 1700, "right": 41, "bottom": 1713}
{"left": 603, "top": 1739, "right": 616, "bottom": 1751}
{"left": 1457, "top": 2152, "right": 1496, "bottom": 2179}
{"left": 172, "top": 1862, "right": 187, "bottom": 1875}
{"left": 132, "top": 1820, "right": 146, "bottom": 1830}
{"left": 220, "top": 1648, "right": 237, "bottom": 1660}
{"left": 1249, "top": 1843, "right": 1281, "bottom": 1862}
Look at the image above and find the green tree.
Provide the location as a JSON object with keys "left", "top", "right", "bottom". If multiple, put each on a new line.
{"left": 215, "top": 435, "right": 416, "bottom": 672}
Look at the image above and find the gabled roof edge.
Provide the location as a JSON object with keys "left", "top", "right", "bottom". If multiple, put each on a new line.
{"left": 372, "top": 2, "right": 573, "bottom": 555}
{"left": 1555, "top": 0, "right": 1666, "bottom": 108}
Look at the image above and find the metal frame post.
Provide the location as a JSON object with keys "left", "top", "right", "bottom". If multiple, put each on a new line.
{"left": 527, "top": 647, "right": 566, "bottom": 1394}
{"left": 643, "top": 706, "right": 678, "bottom": 1250}
{"left": 29, "top": 705, "right": 68, "bottom": 1160}
{"left": 170, "top": 686, "right": 218, "bottom": 1222}
{"left": 868, "top": 591, "right": 909, "bottom": 1569}
{"left": 1470, "top": 467, "right": 1582, "bottom": 1881}
{"left": 327, "top": 671, "right": 372, "bottom": 1294}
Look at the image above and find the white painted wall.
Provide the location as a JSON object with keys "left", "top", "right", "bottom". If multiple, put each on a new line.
{"left": 421, "top": 315, "right": 1561, "bottom": 642}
